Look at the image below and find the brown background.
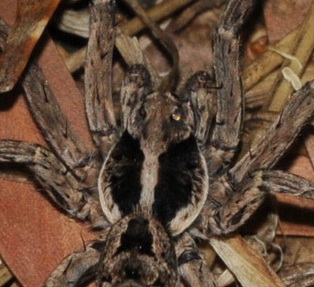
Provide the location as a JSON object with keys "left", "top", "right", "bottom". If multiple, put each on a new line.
{"left": 0, "top": 1, "right": 96, "bottom": 286}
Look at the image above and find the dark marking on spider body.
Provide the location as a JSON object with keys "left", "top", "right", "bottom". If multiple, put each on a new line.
{"left": 116, "top": 217, "right": 154, "bottom": 257}
{"left": 154, "top": 135, "right": 207, "bottom": 233}
{"left": 99, "top": 214, "right": 178, "bottom": 287}
{"left": 101, "top": 131, "right": 144, "bottom": 217}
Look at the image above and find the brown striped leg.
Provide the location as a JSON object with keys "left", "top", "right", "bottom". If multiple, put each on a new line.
{"left": 230, "top": 80, "right": 314, "bottom": 184}
{"left": 176, "top": 232, "right": 218, "bottom": 287}
{"left": 206, "top": 0, "right": 255, "bottom": 175}
{"left": 45, "top": 241, "right": 103, "bottom": 287}
{"left": 0, "top": 140, "right": 106, "bottom": 227}
{"left": 84, "top": 0, "right": 118, "bottom": 156}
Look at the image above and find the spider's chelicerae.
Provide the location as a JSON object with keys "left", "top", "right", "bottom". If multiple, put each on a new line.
{"left": 1, "top": 0, "right": 314, "bottom": 286}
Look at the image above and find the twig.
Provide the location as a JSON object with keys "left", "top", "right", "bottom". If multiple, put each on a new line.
{"left": 120, "top": 0, "right": 194, "bottom": 36}
{"left": 0, "top": 261, "right": 15, "bottom": 286}
{"left": 243, "top": 28, "right": 298, "bottom": 93}
{"left": 66, "top": 0, "right": 194, "bottom": 73}
{"left": 122, "top": 0, "right": 179, "bottom": 91}
{"left": 209, "top": 235, "right": 285, "bottom": 287}
{"left": 243, "top": 2, "right": 314, "bottom": 157}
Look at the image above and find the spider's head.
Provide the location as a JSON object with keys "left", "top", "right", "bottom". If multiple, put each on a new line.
{"left": 99, "top": 214, "right": 178, "bottom": 287}
{"left": 122, "top": 89, "right": 195, "bottom": 154}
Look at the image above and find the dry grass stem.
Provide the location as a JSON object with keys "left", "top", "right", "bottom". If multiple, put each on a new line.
{"left": 115, "top": 29, "right": 160, "bottom": 88}
{"left": 0, "top": 261, "right": 15, "bottom": 286}
{"left": 243, "top": 29, "right": 298, "bottom": 93}
{"left": 244, "top": 2, "right": 314, "bottom": 105}
{"left": 210, "top": 235, "right": 285, "bottom": 287}
{"left": 266, "top": 2, "right": 314, "bottom": 112}
{"left": 65, "top": 0, "right": 194, "bottom": 72}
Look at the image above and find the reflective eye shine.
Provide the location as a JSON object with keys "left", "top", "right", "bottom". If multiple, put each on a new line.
{"left": 171, "top": 109, "right": 182, "bottom": 121}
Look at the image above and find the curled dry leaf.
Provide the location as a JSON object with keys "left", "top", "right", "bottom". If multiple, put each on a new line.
{"left": 0, "top": 0, "right": 62, "bottom": 93}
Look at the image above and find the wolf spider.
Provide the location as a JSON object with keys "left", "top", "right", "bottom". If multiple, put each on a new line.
{"left": 1, "top": 0, "right": 314, "bottom": 286}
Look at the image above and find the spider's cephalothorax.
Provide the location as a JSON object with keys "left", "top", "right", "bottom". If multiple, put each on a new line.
{"left": 98, "top": 214, "right": 178, "bottom": 287}
{"left": 98, "top": 65, "right": 209, "bottom": 236}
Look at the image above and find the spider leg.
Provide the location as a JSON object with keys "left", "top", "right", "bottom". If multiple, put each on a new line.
{"left": 279, "top": 262, "right": 314, "bottom": 287}
{"left": 261, "top": 170, "right": 314, "bottom": 199}
{"left": 176, "top": 233, "right": 218, "bottom": 287}
{"left": 0, "top": 18, "right": 94, "bottom": 180}
{"left": 85, "top": 0, "right": 118, "bottom": 156}
{"left": 196, "top": 78, "right": 314, "bottom": 235}
{"left": 22, "top": 61, "right": 96, "bottom": 181}
{"left": 198, "top": 168, "right": 314, "bottom": 236}
{"left": 203, "top": 0, "right": 255, "bottom": 175}
{"left": 230, "top": 80, "right": 314, "bottom": 183}
{"left": 45, "top": 241, "right": 103, "bottom": 287}
{"left": 0, "top": 140, "right": 106, "bottom": 226}
{"left": 195, "top": 171, "right": 266, "bottom": 235}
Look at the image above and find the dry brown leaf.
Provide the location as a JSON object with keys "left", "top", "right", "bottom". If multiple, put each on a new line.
{"left": 264, "top": 0, "right": 312, "bottom": 43}
{"left": 0, "top": 2, "right": 96, "bottom": 286}
{"left": 0, "top": 0, "right": 62, "bottom": 92}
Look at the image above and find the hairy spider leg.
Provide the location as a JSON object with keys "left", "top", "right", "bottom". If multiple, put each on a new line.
{"left": 0, "top": 22, "right": 106, "bottom": 227}
{"left": 84, "top": 0, "right": 118, "bottom": 156}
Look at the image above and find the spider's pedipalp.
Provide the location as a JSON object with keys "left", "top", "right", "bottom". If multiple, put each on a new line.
{"left": 120, "top": 64, "right": 153, "bottom": 135}
{"left": 182, "top": 71, "right": 217, "bottom": 149}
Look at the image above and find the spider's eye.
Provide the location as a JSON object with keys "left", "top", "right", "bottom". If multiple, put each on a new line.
{"left": 171, "top": 108, "right": 183, "bottom": 121}
{"left": 139, "top": 106, "right": 147, "bottom": 118}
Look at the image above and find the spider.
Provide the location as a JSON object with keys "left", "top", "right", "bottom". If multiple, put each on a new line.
{"left": 1, "top": 0, "right": 314, "bottom": 286}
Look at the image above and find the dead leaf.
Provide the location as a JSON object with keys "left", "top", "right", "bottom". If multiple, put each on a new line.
{"left": 0, "top": 0, "right": 62, "bottom": 93}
